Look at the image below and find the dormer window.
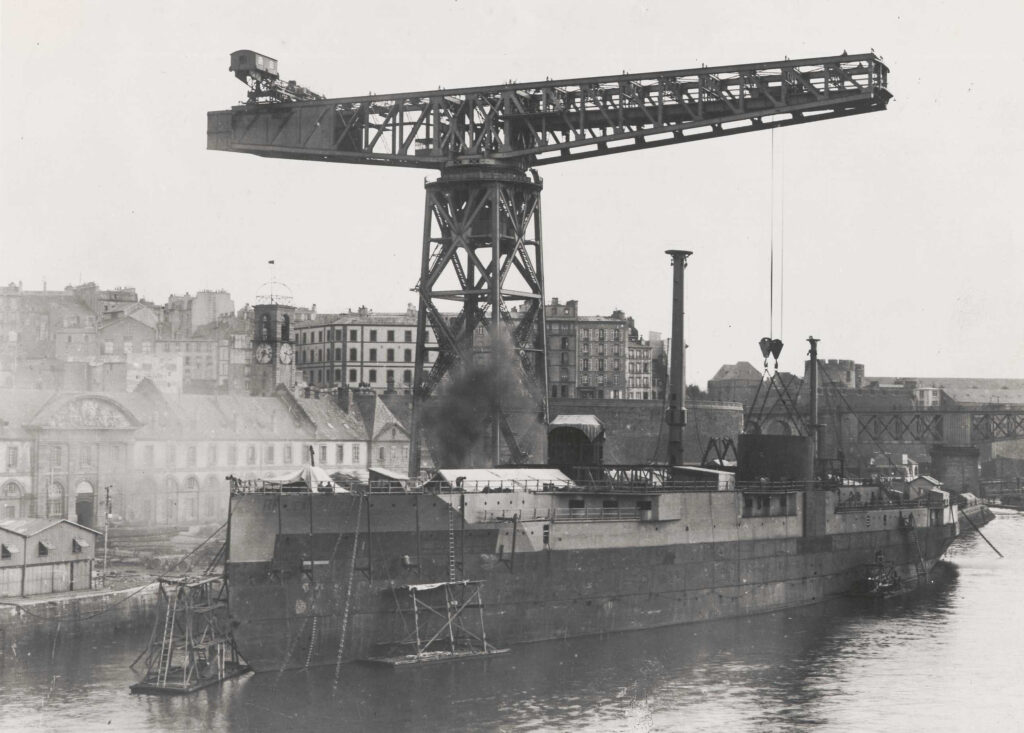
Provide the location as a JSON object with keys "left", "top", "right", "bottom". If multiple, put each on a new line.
{"left": 1, "top": 543, "right": 16, "bottom": 560}
{"left": 72, "top": 538, "right": 89, "bottom": 553}
{"left": 38, "top": 540, "right": 55, "bottom": 557}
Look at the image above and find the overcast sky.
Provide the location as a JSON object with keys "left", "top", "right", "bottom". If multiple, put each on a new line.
{"left": 2, "top": 1, "right": 1021, "bottom": 387}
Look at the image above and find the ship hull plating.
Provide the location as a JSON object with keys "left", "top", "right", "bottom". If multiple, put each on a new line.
{"left": 226, "top": 490, "right": 957, "bottom": 672}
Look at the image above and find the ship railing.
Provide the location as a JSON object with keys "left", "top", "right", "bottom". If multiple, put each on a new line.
{"left": 834, "top": 497, "right": 931, "bottom": 513}
{"left": 553, "top": 506, "right": 643, "bottom": 521}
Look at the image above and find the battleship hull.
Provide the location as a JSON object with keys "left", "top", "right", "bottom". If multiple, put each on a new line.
{"left": 226, "top": 486, "right": 958, "bottom": 672}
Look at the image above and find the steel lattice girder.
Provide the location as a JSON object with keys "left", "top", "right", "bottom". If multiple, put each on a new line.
{"left": 208, "top": 53, "right": 889, "bottom": 169}
{"left": 853, "top": 410, "right": 1024, "bottom": 444}
{"left": 409, "top": 167, "right": 547, "bottom": 470}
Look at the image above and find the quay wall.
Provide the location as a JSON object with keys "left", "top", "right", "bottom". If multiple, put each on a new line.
{"left": 0, "top": 583, "right": 158, "bottom": 647}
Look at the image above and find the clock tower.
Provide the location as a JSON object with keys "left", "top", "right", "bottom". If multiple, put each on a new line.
{"left": 251, "top": 301, "right": 296, "bottom": 396}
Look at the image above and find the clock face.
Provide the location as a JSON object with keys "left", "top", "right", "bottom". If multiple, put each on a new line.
{"left": 255, "top": 343, "right": 273, "bottom": 364}
{"left": 279, "top": 343, "right": 294, "bottom": 364}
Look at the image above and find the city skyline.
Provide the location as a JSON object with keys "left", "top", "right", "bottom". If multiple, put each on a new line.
{"left": 3, "top": 1, "right": 1022, "bottom": 388}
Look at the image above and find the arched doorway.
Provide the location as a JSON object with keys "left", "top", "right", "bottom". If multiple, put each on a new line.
{"left": 75, "top": 480, "right": 96, "bottom": 527}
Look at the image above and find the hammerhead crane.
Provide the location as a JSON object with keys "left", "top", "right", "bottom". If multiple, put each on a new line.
{"left": 209, "top": 51, "right": 891, "bottom": 476}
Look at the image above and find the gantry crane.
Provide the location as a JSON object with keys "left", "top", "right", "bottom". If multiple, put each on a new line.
{"left": 209, "top": 51, "right": 891, "bottom": 476}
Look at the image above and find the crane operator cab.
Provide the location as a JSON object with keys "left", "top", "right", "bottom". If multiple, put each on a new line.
{"left": 230, "top": 50, "right": 279, "bottom": 84}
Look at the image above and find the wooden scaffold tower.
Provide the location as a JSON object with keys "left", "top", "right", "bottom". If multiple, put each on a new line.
{"left": 365, "top": 580, "right": 509, "bottom": 667}
{"left": 130, "top": 575, "right": 249, "bottom": 694}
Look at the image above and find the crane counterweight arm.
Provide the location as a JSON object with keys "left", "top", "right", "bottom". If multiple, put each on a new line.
{"left": 208, "top": 52, "right": 889, "bottom": 169}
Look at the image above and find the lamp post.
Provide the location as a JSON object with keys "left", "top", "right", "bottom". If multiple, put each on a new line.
{"left": 102, "top": 484, "right": 112, "bottom": 587}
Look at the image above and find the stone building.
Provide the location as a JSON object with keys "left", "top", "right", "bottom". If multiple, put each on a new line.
{"left": 0, "top": 381, "right": 411, "bottom": 529}
{"left": 293, "top": 306, "right": 436, "bottom": 395}
{"left": 545, "top": 298, "right": 652, "bottom": 401}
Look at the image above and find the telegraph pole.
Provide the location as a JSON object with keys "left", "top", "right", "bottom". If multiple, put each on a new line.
{"left": 102, "top": 484, "right": 112, "bottom": 587}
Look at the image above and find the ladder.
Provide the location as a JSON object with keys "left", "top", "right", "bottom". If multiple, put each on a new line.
{"left": 909, "top": 525, "right": 928, "bottom": 581}
{"left": 156, "top": 588, "right": 179, "bottom": 685}
{"left": 447, "top": 503, "right": 456, "bottom": 582}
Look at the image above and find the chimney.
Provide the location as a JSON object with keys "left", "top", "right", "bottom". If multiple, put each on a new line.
{"left": 336, "top": 386, "right": 351, "bottom": 412}
{"left": 551, "top": 297, "right": 559, "bottom": 307}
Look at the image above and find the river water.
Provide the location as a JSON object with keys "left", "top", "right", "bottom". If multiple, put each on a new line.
{"left": 3, "top": 510, "right": 1023, "bottom": 732}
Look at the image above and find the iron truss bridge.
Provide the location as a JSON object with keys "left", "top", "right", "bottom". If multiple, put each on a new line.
{"left": 853, "top": 409, "right": 1024, "bottom": 444}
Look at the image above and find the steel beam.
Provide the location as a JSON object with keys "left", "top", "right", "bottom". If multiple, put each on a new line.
{"left": 408, "top": 166, "right": 546, "bottom": 475}
{"left": 209, "top": 53, "right": 890, "bottom": 170}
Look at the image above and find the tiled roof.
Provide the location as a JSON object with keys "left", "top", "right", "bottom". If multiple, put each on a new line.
{"left": 710, "top": 362, "right": 762, "bottom": 382}
{"left": 293, "top": 395, "right": 368, "bottom": 441}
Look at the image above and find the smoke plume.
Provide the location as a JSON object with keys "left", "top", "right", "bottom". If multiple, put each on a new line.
{"left": 421, "top": 330, "right": 543, "bottom": 468}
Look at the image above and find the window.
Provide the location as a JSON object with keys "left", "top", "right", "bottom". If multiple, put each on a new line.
{"left": 208, "top": 445, "right": 217, "bottom": 466}
{"left": 38, "top": 540, "right": 55, "bottom": 557}
{"left": 335, "top": 369, "right": 342, "bottom": 381}
{"left": 265, "top": 445, "right": 275, "bottom": 464}
{"left": 386, "top": 348, "right": 394, "bottom": 361}
{"left": 335, "top": 348, "right": 341, "bottom": 360}
{"left": 369, "top": 330, "right": 377, "bottom": 342}
{"left": 369, "top": 348, "right": 377, "bottom": 361}
{"left": 405, "top": 330, "right": 412, "bottom": 342}
{"left": 369, "top": 369, "right": 377, "bottom": 382}
{"left": 336, "top": 444, "right": 344, "bottom": 463}
{"left": 551, "top": 386, "right": 558, "bottom": 398}
{"left": 598, "top": 359, "right": 605, "bottom": 372}
{"left": 387, "top": 330, "right": 395, "bottom": 342}
{"left": 6, "top": 446, "right": 17, "bottom": 469}
{"left": 404, "top": 349, "right": 412, "bottom": 362}
{"left": 284, "top": 444, "right": 293, "bottom": 464}
{"left": 1, "top": 544, "right": 14, "bottom": 559}
{"left": 47, "top": 482, "right": 64, "bottom": 518}
{"left": 349, "top": 369, "right": 357, "bottom": 382}
{"left": 187, "top": 445, "right": 197, "bottom": 467}
{"left": 378, "top": 447, "right": 385, "bottom": 461}
{"left": 561, "top": 337, "right": 569, "bottom": 350}
{"left": 403, "top": 369, "right": 412, "bottom": 384}
{"left": 246, "top": 445, "right": 256, "bottom": 465}
{"left": 228, "top": 444, "right": 238, "bottom": 465}
{"left": 386, "top": 369, "right": 394, "bottom": 385}
{"left": 350, "top": 329, "right": 358, "bottom": 341}
{"left": 582, "top": 358, "right": 589, "bottom": 371}
{"left": 349, "top": 348, "right": 357, "bottom": 360}
{"left": 320, "top": 445, "right": 327, "bottom": 464}
{"left": 353, "top": 445, "right": 361, "bottom": 462}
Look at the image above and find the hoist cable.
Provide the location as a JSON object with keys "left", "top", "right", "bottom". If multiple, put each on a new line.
{"left": 769, "top": 127, "right": 775, "bottom": 339}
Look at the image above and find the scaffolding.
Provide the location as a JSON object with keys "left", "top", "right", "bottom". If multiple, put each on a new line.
{"left": 130, "top": 575, "right": 249, "bottom": 694}
{"left": 364, "top": 580, "right": 509, "bottom": 667}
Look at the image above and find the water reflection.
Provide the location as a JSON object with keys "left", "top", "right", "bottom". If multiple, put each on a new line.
{"left": 3, "top": 513, "right": 1024, "bottom": 732}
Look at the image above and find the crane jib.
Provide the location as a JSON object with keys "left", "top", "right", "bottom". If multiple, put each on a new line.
{"left": 208, "top": 52, "right": 890, "bottom": 169}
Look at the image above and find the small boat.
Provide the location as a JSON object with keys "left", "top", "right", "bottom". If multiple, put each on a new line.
{"left": 849, "top": 553, "right": 904, "bottom": 598}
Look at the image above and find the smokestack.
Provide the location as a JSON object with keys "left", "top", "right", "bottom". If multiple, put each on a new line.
{"left": 665, "top": 250, "right": 692, "bottom": 467}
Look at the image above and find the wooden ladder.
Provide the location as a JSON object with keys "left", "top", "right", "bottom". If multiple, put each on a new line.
{"left": 156, "top": 589, "right": 179, "bottom": 685}
{"left": 910, "top": 525, "right": 928, "bottom": 581}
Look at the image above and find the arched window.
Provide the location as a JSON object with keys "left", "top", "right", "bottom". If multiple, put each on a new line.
{"left": 281, "top": 315, "right": 290, "bottom": 342}
{"left": 185, "top": 476, "right": 200, "bottom": 491}
{"left": 260, "top": 314, "right": 271, "bottom": 341}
